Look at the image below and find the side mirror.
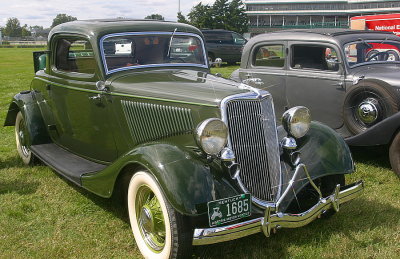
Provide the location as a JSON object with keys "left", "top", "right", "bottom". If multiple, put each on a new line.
{"left": 33, "top": 51, "right": 49, "bottom": 73}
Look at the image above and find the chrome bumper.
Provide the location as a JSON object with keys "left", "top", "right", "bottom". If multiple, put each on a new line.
{"left": 193, "top": 180, "right": 364, "bottom": 246}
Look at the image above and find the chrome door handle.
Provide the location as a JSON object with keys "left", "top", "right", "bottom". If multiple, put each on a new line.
{"left": 89, "top": 94, "right": 101, "bottom": 100}
{"left": 242, "top": 78, "right": 264, "bottom": 86}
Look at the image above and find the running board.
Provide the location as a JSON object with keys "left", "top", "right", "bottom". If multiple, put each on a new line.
{"left": 30, "top": 143, "right": 107, "bottom": 185}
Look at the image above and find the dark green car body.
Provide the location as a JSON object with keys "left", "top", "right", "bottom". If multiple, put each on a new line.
{"left": 5, "top": 20, "right": 362, "bottom": 251}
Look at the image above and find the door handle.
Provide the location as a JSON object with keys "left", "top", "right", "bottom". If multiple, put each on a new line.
{"left": 89, "top": 94, "right": 101, "bottom": 101}
{"left": 242, "top": 77, "right": 264, "bottom": 86}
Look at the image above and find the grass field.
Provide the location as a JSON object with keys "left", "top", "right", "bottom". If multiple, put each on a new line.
{"left": 0, "top": 48, "right": 399, "bottom": 259}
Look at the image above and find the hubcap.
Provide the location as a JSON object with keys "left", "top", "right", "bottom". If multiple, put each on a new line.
{"left": 136, "top": 185, "right": 166, "bottom": 252}
{"left": 17, "top": 118, "right": 30, "bottom": 157}
{"left": 357, "top": 98, "right": 379, "bottom": 124}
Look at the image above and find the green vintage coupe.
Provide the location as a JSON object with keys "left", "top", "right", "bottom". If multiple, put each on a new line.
{"left": 4, "top": 20, "right": 363, "bottom": 259}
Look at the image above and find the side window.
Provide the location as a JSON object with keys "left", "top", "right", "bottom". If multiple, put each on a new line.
{"left": 203, "top": 32, "right": 233, "bottom": 44}
{"left": 291, "top": 45, "right": 339, "bottom": 71}
{"left": 253, "top": 45, "right": 285, "bottom": 67}
{"left": 55, "top": 38, "right": 95, "bottom": 75}
{"left": 232, "top": 33, "right": 246, "bottom": 45}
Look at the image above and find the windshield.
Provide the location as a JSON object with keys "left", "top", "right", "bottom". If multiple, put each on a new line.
{"left": 344, "top": 40, "right": 400, "bottom": 67}
{"left": 100, "top": 32, "right": 207, "bottom": 74}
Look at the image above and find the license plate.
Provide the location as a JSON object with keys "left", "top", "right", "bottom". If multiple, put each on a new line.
{"left": 207, "top": 193, "right": 251, "bottom": 227}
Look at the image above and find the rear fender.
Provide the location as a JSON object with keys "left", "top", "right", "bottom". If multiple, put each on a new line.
{"left": 81, "top": 142, "right": 241, "bottom": 216}
{"left": 4, "top": 91, "right": 50, "bottom": 145}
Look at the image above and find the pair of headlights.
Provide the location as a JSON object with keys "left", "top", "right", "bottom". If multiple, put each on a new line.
{"left": 196, "top": 106, "right": 311, "bottom": 156}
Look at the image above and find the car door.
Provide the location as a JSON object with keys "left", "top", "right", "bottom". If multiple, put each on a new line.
{"left": 239, "top": 42, "right": 288, "bottom": 118}
{"left": 43, "top": 35, "right": 118, "bottom": 162}
{"left": 285, "top": 42, "right": 345, "bottom": 129}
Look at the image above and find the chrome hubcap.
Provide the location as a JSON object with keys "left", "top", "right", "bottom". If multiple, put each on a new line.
{"left": 357, "top": 98, "right": 379, "bottom": 124}
{"left": 17, "top": 118, "right": 30, "bottom": 157}
{"left": 136, "top": 185, "right": 166, "bottom": 252}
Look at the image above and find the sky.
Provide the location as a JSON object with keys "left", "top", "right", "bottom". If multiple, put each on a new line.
{"left": 0, "top": 0, "right": 217, "bottom": 28}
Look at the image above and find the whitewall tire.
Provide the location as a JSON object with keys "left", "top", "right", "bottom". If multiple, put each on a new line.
{"left": 127, "top": 171, "right": 191, "bottom": 259}
{"left": 15, "top": 111, "right": 35, "bottom": 165}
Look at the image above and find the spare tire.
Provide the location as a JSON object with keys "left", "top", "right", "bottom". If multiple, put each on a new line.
{"left": 343, "top": 82, "right": 399, "bottom": 135}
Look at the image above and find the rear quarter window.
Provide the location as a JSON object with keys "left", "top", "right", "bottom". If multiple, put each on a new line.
{"left": 253, "top": 45, "right": 285, "bottom": 68}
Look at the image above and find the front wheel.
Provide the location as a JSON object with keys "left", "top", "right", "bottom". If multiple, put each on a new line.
{"left": 389, "top": 131, "right": 400, "bottom": 178}
{"left": 15, "top": 111, "right": 35, "bottom": 165}
{"left": 127, "top": 171, "right": 192, "bottom": 259}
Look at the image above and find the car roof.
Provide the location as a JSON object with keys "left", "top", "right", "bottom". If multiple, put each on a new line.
{"left": 48, "top": 19, "right": 203, "bottom": 41}
{"left": 249, "top": 28, "right": 399, "bottom": 46}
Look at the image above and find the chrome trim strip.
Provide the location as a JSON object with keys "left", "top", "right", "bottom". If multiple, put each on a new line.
{"left": 99, "top": 31, "right": 208, "bottom": 75}
{"left": 192, "top": 180, "right": 364, "bottom": 246}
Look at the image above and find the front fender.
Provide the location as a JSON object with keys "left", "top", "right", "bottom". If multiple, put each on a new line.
{"left": 81, "top": 142, "right": 240, "bottom": 216}
{"left": 4, "top": 91, "right": 50, "bottom": 145}
{"left": 345, "top": 112, "right": 400, "bottom": 146}
{"left": 277, "top": 122, "right": 355, "bottom": 211}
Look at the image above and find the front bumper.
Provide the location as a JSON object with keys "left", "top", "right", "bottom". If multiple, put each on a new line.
{"left": 193, "top": 180, "right": 364, "bottom": 246}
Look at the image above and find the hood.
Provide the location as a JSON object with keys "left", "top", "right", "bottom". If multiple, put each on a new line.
{"left": 350, "top": 63, "right": 400, "bottom": 87}
{"left": 108, "top": 69, "right": 247, "bottom": 107}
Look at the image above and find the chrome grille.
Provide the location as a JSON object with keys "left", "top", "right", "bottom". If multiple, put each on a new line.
{"left": 223, "top": 93, "right": 281, "bottom": 203}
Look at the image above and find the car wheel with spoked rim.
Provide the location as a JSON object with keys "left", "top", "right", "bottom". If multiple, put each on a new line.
{"left": 127, "top": 171, "right": 192, "bottom": 259}
{"left": 343, "top": 82, "right": 399, "bottom": 135}
{"left": 15, "top": 111, "right": 35, "bottom": 165}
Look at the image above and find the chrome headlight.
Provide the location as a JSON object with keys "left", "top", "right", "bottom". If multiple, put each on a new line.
{"left": 282, "top": 106, "right": 311, "bottom": 138}
{"left": 196, "top": 118, "right": 228, "bottom": 155}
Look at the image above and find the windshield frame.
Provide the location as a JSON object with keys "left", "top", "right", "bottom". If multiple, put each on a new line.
{"left": 99, "top": 31, "right": 208, "bottom": 75}
{"left": 344, "top": 39, "right": 400, "bottom": 68}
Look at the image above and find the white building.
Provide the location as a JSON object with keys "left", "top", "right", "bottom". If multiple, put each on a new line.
{"left": 245, "top": 0, "right": 400, "bottom": 34}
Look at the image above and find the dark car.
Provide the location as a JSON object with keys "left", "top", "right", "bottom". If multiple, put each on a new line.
{"left": 201, "top": 29, "right": 247, "bottom": 64}
{"left": 4, "top": 21, "right": 363, "bottom": 258}
{"left": 232, "top": 29, "right": 400, "bottom": 177}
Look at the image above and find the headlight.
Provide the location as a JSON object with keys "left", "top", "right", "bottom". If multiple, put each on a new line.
{"left": 196, "top": 118, "right": 228, "bottom": 155}
{"left": 282, "top": 106, "right": 311, "bottom": 138}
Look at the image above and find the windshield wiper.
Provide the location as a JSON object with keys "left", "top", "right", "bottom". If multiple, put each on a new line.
{"left": 358, "top": 38, "right": 372, "bottom": 48}
{"left": 167, "top": 28, "right": 178, "bottom": 57}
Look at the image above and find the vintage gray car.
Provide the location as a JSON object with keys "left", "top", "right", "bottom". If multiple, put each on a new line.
{"left": 232, "top": 29, "right": 400, "bottom": 177}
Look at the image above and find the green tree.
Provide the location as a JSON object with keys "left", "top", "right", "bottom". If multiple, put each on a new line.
{"left": 187, "top": 3, "right": 213, "bottom": 29}
{"left": 21, "top": 24, "right": 31, "bottom": 37}
{"left": 177, "top": 12, "right": 188, "bottom": 24}
{"left": 51, "top": 14, "right": 77, "bottom": 27}
{"left": 186, "top": 0, "right": 248, "bottom": 33}
{"left": 4, "top": 17, "right": 22, "bottom": 37}
{"left": 226, "top": 0, "right": 248, "bottom": 34}
{"left": 211, "top": 0, "right": 229, "bottom": 29}
{"left": 145, "top": 14, "right": 165, "bottom": 20}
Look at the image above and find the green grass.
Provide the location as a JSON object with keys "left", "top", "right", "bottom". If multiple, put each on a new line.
{"left": 0, "top": 49, "right": 399, "bottom": 259}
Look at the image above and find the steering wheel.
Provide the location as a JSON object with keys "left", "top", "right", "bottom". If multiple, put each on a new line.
{"left": 366, "top": 51, "right": 389, "bottom": 62}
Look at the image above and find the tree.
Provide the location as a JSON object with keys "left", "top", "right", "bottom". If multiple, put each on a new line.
{"left": 226, "top": 0, "right": 248, "bottom": 34}
{"left": 177, "top": 12, "right": 188, "bottom": 24}
{"left": 51, "top": 14, "right": 77, "bottom": 27}
{"left": 187, "top": 3, "right": 213, "bottom": 29}
{"left": 4, "top": 17, "right": 22, "bottom": 37}
{"left": 211, "top": 0, "right": 229, "bottom": 29}
{"left": 186, "top": 0, "right": 248, "bottom": 33}
{"left": 145, "top": 14, "right": 165, "bottom": 20}
{"left": 21, "top": 24, "right": 31, "bottom": 37}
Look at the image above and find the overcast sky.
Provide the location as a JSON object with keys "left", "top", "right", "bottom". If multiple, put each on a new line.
{"left": 0, "top": 0, "right": 217, "bottom": 28}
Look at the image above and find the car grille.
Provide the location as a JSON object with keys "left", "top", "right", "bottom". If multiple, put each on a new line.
{"left": 223, "top": 93, "right": 281, "bottom": 203}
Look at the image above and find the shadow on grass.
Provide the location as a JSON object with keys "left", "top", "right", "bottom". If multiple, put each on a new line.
{"left": 350, "top": 145, "right": 391, "bottom": 170}
{"left": 198, "top": 197, "right": 400, "bottom": 258}
{"left": 0, "top": 155, "right": 27, "bottom": 169}
{"left": 0, "top": 179, "right": 40, "bottom": 195}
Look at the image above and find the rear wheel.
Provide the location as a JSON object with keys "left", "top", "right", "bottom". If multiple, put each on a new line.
{"left": 127, "top": 171, "right": 192, "bottom": 259}
{"left": 389, "top": 131, "right": 400, "bottom": 178}
{"left": 15, "top": 111, "right": 35, "bottom": 165}
{"left": 343, "top": 83, "right": 399, "bottom": 135}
